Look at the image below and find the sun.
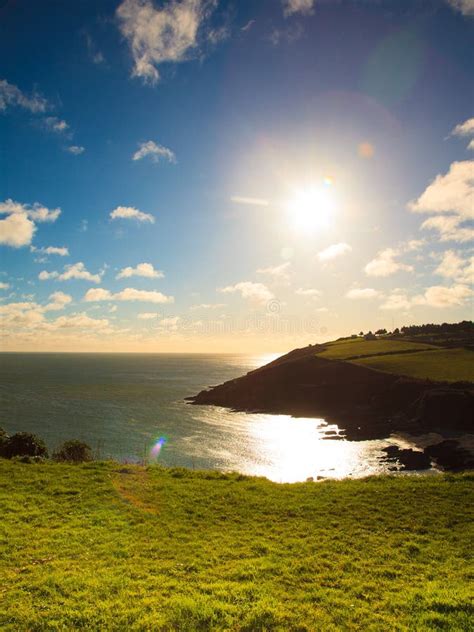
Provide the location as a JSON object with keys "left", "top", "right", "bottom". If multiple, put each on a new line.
{"left": 286, "top": 181, "right": 336, "bottom": 233}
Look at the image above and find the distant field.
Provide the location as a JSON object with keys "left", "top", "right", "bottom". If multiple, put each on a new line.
{"left": 0, "top": 461, "right": 473, "bottom": 630}
{"left": 352, "top": 348, "right": 474, "bottom": 383}
{"left": 317, "top": 338, "right": 436, "bottom": 360}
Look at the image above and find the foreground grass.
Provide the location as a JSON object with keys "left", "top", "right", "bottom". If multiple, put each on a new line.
{"left": 352, "top": 348, "right": 474, "bottom": 383}
{"left": 1, "top": 461, "right": 473, "bottom": 631}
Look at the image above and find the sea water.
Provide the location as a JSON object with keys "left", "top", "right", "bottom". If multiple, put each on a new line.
{"left": 0, "top": 352, "right": 422, "bottom": 482}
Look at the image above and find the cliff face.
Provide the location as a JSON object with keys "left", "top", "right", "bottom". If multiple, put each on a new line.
{"left": 188, "top": 346, "right": 474, "bottom": 441}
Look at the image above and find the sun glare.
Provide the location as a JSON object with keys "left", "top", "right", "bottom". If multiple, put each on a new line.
{"left": 287, "top": 181, "right": 336, "bottom": 233}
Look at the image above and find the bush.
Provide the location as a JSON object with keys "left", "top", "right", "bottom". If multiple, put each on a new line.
{"left": 1, "top": 432, "right": 48, "bottom": 459}
{"left": 0, "top": 427, "right": 8, "bottom": 443}
{"left": 53, "top": 440, "right": 92, "bottom": 463}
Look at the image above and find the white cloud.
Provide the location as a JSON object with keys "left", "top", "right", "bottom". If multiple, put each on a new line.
{"left": 295, "top": 288, "right": 321, "bottom": 297}
{"left": 405, "top": 239, "right": 425, "bottom": 251}
{"left": 447, "top": 0, "right": 474, "bottom": 16}
{"left": 84, "top": 287, "right": 174, "bottom": 304}
{"left": 317, "top": 242, "right": 352, "bottom": 262}
{"left": 43, "top": 116, "right": 69, "bottom": 134}
{"left": 346, "top": 288, "right": 379, "bottom": 299}
{"left": 0, "top": 282, "right": 9, "bottom": 290}
{"left": 409, "top": 160, "right": 473, "bottom": 220}
{"left": 468, "top": 139, "right": 474, "bottom": 151}
{"left": 138, "top": 312, "right": 160, "bottom": 319}
{"left": 435, "top": 250, "right": 474, "bottom": 285}
{"left": 67, "top": 145, "right": 85, "bottom": 155}
{"left": 31, "top": 245, "right": 69, "bottom": 257}
{"left": 283, "top": 0, "right": 315, "bottom": 17}
{"left": 380, "top": 292, "right": 411, "bottom": 311}
{"left": 116, "top": 262, "right": 164, "bottom": 279}
{"left": 190, "top": 303, "right": 226, "bottom": 310}
{"left": 451, "top": 117, "right": 474, "bottom": 137}
{"left": 115, "top": 288, "right": 174, "bottom": 304}
{"left": 364, "top": 248, "right": 413, "bottom": 277}
{"left": 0, "top": 79, "right": 48, "bottom": 113}
{"left": 420, "top": 215, "right": 474, "bottom": 243}
{"left": 84, "top": 288, "right": 112, "bottom": 301}
{"left": 159, "top": 316, "right": 180, "bottom": 328}
{"left": 0, "top": 199, "right": 61, "bottom": 223}
{"left": 0, "top": 212, "right": 35, "bottom": 247}
{"left": 44, "top": 291, "right": 72, "bottom": 312}
{"left": 39, "top": 262, "right": 103, "bottom": 283}
{"left": 231, "top": 196, "right": 269, "bottom": 207}
{"left": 132, "top": 140, "right": 176, "bottom": 163}
{"left": 110, "top": 206, "right": 155, "bottom": 223}
{"left": 257, "top": 262, "right": 291, "bottom": 283}
{"left": 116, "top": 0, "right": 218, "bottom": 84}
{"left": 50, "top": 312, "right": 110, "bottom": 331}
{"left": 414, "top": 284, "right": 472, "bottom": 308}
{"left": 219, "top": 281, "right": 274, "bottom": 304}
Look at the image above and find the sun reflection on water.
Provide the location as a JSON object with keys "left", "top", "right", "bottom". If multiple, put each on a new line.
{"left": 183, "top": 408, "right": 389, "bottom": 483}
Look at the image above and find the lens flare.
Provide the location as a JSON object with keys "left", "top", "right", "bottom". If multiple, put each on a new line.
{"left": 150, "top": 436, "right": 167, "bottom": 460}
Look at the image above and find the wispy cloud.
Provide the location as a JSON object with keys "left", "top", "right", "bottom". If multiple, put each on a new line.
{"left": 295, "top": 288, "right": 321, "bottom": 297}
{"left": 31, "top": 245, "right": 69, "bottom": 257}
{"left": 43, "top": 116, "right": 70, "bottom": 135}
{"left": 110, "top": 206, "right": 155, "bottom": 223}
{"left": 317, "top": 242, "right": 352, "bottom": 262}
{"left": 0, "top": 79, "right": 48, "bottom": 113}
{"left": 84, "top": 32, "right": 106, "bottom": 65}
{"left": 379, "top": 292, "right": 411, "bottom": 311}
{"left": 116, "top": 0, "right": 220, "bottom": 84}
{"left": 66, "top": 145, "right": 85, "bottom": 155}
{"left": 283, "top": 0, "right": 315, "bottom": 17}
{"left": 231, "top": 196, "right": 269, "bottom": 207}
{"left": 346, "top": 288, "right": 379, "bottom": 299}
{"left": 116, "top": 262, "right": 164, "bottom": 279}
{"left": 219, "top": 281, "right": 274, "bottom": 305}
{"left": 133, "top": 140, "right": 176, "bottom": 164}
{"left": 138, "top": 312, "right": 161, "bottom": 319}
{"left": 257, "top": 262, "right": 291, "bottom": 283}
{"left": 190, "top": 303, "right": 226, "bottom": 310}
{"left": 84, "top": 287, "right": 174, "bottom": 304}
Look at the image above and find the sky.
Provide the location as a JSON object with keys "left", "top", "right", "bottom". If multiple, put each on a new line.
{"left": 0, "top": 0, "right": 473, "bottom": 353}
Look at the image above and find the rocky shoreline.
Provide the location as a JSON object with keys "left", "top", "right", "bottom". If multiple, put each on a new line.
{"left": 187, "top": 344, "right": 474, "bottom": 471}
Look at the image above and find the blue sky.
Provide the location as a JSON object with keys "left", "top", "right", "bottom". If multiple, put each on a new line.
{"left": 0, "top": 0, "right": 473, "bottom": 352}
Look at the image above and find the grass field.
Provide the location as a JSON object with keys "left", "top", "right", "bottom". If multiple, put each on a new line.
{"left": 317, "top": 338, "right": 436, "bottom": 360}
{"left": 1, "top": 460, "right": 473, "bottom": 631}
{"left": 352, "top": 348, "right": 474, "bottom": 383}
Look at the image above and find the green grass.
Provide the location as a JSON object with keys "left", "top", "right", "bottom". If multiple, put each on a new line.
{"left": 317, "top": 338, "right": 436, "bottom": 360}
{"left": 352, "top": 348, "right": 474, "bottom": 383}
{"left": 1, "top": 461, "right": 473, "bottom": 631}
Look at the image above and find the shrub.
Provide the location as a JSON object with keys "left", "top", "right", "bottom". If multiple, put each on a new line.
{"left": 0, "top": 426, "right": 8, "bottom": 443}
{"left": 1, "top": 432, "right": 48, "bottom": 459}
{"left": 53, "top": 440, "right": 92, "bottom": 463}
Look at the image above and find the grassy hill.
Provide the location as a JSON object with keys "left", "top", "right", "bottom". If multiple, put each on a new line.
{"left": 1, "top": 460, "right": 473, "bottom": 630}
{"left": 316, "top": 338, "right": 474, "bottom": 383}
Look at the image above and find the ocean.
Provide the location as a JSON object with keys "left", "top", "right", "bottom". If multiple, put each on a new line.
{"left": 0, "top": 352, "right": 421, "bottom": 482}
